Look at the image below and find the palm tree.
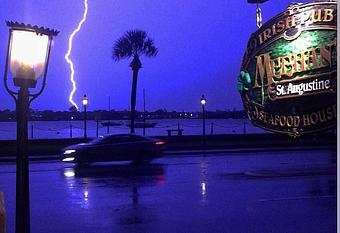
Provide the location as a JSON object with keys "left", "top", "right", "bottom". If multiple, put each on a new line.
{"left": 112, "top": 30, "right": 158, "bottom": 134}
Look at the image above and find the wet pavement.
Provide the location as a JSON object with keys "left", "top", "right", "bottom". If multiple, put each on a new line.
{"left": 0, "top": 149, "right": 337, "bottom": 233}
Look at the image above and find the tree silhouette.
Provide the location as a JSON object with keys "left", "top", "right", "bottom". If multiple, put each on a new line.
{"left": 112, "top": 30, "right": 158, "bottom": 133}
{"left": 68, "top": 106, "right": 78, "bottom": 112}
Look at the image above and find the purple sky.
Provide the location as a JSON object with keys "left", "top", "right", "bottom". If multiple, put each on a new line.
{"left": 0, "top": 0, "right": 310, "bottom": 112}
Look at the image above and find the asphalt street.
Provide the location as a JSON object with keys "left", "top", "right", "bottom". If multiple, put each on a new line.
{"left": 0, "top": 149, "right": 337, "bottom": 233}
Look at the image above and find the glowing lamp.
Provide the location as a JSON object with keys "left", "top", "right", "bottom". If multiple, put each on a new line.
{"left": 10, "top": 31, "right": 48, "bottom": 87}
{"left": 82, "top": 94, "right": 89, "bottom": 106}
{"left": 200, "top": 95, "right": 206, "bottom": 106}
{"left": 6, "top": 21, "right": 59, "bottom": 88}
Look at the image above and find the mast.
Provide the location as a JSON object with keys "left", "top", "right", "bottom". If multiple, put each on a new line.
{"left": 143, "top": 88, "right": 146, "bottom": 136}
{"left": 107, "top": 96, "right": 110, "bottom": 134}
{"left": 143, "top": 88, "right": 146, "bottom": 123}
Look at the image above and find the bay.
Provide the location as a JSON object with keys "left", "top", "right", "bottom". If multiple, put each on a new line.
{"left": 0, "top": 119, "right": 267, "bottom": 140}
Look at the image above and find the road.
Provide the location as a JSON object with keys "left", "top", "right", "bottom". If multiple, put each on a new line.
{"left": 0, "top": 149, "right": 337, "bottom": 233}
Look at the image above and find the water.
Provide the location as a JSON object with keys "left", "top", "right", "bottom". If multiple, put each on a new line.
{"left": 0, "top": 119, "right": 267, "bottom": 140}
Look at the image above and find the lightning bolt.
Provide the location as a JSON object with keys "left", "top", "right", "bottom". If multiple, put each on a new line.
{"left": 65, "top": 0, "right": 88, "bottom": 110}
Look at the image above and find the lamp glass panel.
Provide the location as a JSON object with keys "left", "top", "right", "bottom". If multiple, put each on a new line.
{"left": 83, "top": 99, "right": 88, "bottom": 106}
{"left": 9, "top": 30, "right": 49, "bottom": 80}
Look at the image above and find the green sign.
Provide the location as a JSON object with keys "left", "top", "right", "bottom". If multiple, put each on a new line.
{"left": 238, "top": 1, "right": 337, "bottom": 137}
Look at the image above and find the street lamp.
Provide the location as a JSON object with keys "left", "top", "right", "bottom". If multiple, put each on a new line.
{"left": 3, "top": 21, "right": 58, "bottom": 233}
{"left": 200, "top": 95, "right": 206, "bottom": 147}
{"left": 82, "top": 94, "right": 89, "bottom": 139}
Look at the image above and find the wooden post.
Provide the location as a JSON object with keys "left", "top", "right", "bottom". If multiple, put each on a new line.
{"left": 30, "top": 125, "right": 33, "bottom": 139}
{"left": 243, "top": 119, "right": 246, "bottom": 134}
{"left": 70, "top": 124, "right": 73, "bottom": 138}
{"left": 96, "top": 121, "right": 99, "bottom": 138}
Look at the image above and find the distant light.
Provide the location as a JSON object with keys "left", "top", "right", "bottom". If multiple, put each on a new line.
{"left": 201, "top": 182, "right": 206, "bottom": 195}
{"left": 63, "top": 149, "right": 76, "bottom": 155}
{"left": 62, "top": 157, "right": 75, "bottom": 162}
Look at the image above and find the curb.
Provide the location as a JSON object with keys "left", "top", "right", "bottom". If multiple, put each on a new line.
{"left": 163, "top": 145, "right": 334, "bottom": 156}
{"left": 0, "top": 145, "right": 335, "bottom": 163}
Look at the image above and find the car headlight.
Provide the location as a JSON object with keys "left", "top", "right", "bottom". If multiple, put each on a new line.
{"left": 62, "top": 157, "right": 75, "bottom": 162}
{"left": 63, "top": 149, "right": 76, "bottom": 155}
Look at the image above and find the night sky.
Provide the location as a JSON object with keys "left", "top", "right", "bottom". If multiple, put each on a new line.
{"left": 0, "top": 0, "right": 310, "bottom": 112}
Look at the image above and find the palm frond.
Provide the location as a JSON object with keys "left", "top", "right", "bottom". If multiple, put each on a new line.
{"left": 144, "top": 38, "right": 158, "bottom": 56}
{"left": 112, "top": 29, "right": 158, "bottom": 61}
{"left": 113, "top": 37, "right": 133, "bottom": 60}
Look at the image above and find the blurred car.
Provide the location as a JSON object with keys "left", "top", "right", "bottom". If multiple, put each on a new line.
{"left": 61, "top": 134, "right": 166, "bottom": 165}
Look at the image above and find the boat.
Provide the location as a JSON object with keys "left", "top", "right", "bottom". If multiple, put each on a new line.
{"left": 126, "top": 121, "right": 157, "bottom": 128}
{"left": 101, "top": 121, "right": 122, "bottom": 127}
{"left": 126, "top": 89, "right": 157, "bottom": 129}
{"left": 101, "top": 97, "right": 123, "bottom": 127}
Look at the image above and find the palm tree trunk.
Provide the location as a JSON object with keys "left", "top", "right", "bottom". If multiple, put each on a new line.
{"left": 130, "top": 55, "right": 142, "bottom": 134}
{"left": 130, "top": 69, "right": 139, "bottom": 133}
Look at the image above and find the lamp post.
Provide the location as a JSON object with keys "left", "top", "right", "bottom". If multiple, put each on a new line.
{"left": 82, "top": 94, "right": 89, "bottom": 139}
{"left": 3, "top": 21, "right": 58, "bottom": 233}
{"left": 200, "top": 95, "right": 206, "bottom": 147}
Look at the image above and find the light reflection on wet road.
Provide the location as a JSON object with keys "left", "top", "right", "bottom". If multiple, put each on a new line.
{"left": 0, "top": 149, "right": 336, "bottom": 233}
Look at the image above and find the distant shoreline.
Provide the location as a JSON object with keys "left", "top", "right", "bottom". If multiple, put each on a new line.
{"left": 0, "top": 109, "right": 247, "bottom": 122}
{"left": 0, "top": 117, "right": 248, "bottom": 122}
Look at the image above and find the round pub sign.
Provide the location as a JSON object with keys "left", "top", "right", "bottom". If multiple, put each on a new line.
{"left": 238, "top": 1, "right": 337, "bottom": 137}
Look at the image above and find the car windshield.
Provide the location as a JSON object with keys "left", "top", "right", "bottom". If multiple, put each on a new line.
{"left": 90, "top": 134, "right": 148, "bottom": 144}
{"left": 90, "top": 136, "right": 105, "bottom": 144}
